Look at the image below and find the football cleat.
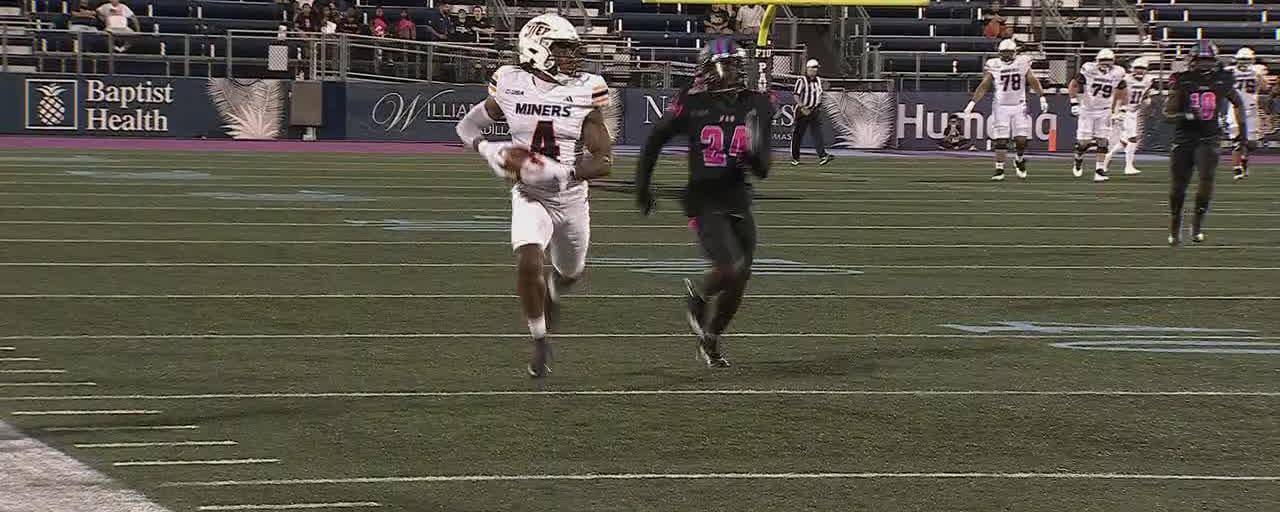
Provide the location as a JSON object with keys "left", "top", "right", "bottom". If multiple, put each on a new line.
{"left": 528, "top": 337, "right": 551, "bottom": 378}
{"left": 1014, "top": 159, "right": 1027, "bottom": 179}
{"left": 790, "top": 160, "right": 800, "bottom": 167}
{"left": 818, "top": 155, "right": 834, "bottom": 166}
{"left": 1192, "top": 231, "right": 1206, "bottom": 244}
{"left": 1072, "top": 162, "right": 1084, "bottom": 178}
{"left": 1124, "top": 167, "right": 1142, "bottom": 176}
{"left": 683, "top": 278, "right": 707, "bottom": 337}
{"left": 698, "top": 334, "right": 731, "bottom": 368}
{"left": 1167, "top": 234, "right": 1180, "bottom": 247}
{"left": 990, "top": 170, "right": 1006, "bottom": 181}
{"left": 1233, "top": 168, "right": 1246, "bottom": 181}
{"left": 1093, "top": 169, "right": 1109, "bottom": 182}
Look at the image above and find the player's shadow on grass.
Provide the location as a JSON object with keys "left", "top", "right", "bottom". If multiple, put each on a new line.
{"left": 589, "top": 179, "right": 805, "bottom": 201}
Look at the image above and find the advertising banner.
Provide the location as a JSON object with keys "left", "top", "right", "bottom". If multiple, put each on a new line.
{"left": 344, "top": 82, "right": 510, "bottom": 142}
{"left": 621, "top": 88, "right": 848, "bottom": 149}
{"left": 0, "top": 73, "right": 287, "bottom": 139}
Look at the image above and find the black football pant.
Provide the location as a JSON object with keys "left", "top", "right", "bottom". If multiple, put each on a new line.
{"left": 791, "top": 110, "right": 828, "bottom": 160}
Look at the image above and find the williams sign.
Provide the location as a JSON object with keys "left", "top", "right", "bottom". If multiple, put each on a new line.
{"left": 346, "top": 83, "right": 509, "bottom": 141}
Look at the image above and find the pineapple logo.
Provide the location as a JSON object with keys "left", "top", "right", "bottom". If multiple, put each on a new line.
{"left": 24, "top": 79, "right": 78, "bottom": 130}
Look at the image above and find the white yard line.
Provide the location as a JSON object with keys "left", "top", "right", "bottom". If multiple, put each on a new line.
{"left": 0, "top": 420, "right": 174, "bottom": 512}
{"left": 44, "top": 425, "right": 199, "bottom": 432}
{"left": 0, "top": 263, "right": 1275, "bottom": 271}
{"left": 0, "top": 369, "right": 66, "bottom": 374}
{"left": 0, "top": 294, "right": 1275, "bottom": 300}
{"left": 2, "top": 390, "right": 1278, "bottom": 402}
{"left": 2, "top": 220, "right": 1278, "bottom": 231}
{"left": 197, "top": 503, "right": 381, "bottom": 511}
{"left": 0, "top": 382, "right": 96, "bottom": 387}
{"left": 1, "top": 333, "right": 1272, "bottom": 342}
{"left": 75, "top": 441, "right": 237, "bottom": 448}
{"left": 114, "top": 458, "right": 279, "bottom": 467}
{"left": 0, "top": 240, "right": 1273, "bottom": 250}
{"left": 0, "top": 192, "right": 1228, "bottom": 204}
{"left": 6, "top": 206, "right": 1275, "bottom": 217}
{"left": 11, "top": 409, "right": 159, "bottom": 415}
{"left": 0, "top": 357, "right": 40, "bottom": 361}
{"left": 0, "top": 347, "right": 17, "bottom": 351}
{"left": 160, "top": 471, "right": 1280, "bottom": 488}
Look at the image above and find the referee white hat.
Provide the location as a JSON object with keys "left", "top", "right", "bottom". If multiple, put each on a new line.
{"left": 806, "top": 59, "right": 819, "bottom": 68}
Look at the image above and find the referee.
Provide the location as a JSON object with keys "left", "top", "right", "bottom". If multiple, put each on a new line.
{"left": 791, "top": 59, "right": 833, "bottom": 166}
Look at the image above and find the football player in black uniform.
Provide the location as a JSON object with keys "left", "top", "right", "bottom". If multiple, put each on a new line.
{"left": 635, "top": 38, "right": 772, "bottom": 368}
{"left": 1163, "top": 40, "right": 1247, "bottom": 246}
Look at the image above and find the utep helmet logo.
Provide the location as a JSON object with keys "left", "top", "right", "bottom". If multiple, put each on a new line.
{"left": 523, "top": 22, "right": 552, "bottom": 38}
{"left": 24, "top": 79, "right": 79, "bottom": 130}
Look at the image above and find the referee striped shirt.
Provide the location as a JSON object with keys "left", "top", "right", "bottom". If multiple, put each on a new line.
{"left": 793, "top": 76, "right": 824, "bottom": 110}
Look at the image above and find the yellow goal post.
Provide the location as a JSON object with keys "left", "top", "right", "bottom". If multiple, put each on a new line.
{"left": 641, "top": 0, "right": 925, "bottom": 89}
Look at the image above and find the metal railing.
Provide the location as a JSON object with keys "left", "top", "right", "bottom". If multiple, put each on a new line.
{"left": 14, "top": 26, "right": 708, "bottom": 85}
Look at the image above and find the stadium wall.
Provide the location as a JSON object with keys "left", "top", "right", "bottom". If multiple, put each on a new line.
{"left": 2, "top": 73, "right": 1272, "bottom": 153}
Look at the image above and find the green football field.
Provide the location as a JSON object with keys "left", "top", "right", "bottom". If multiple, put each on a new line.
{"left": 0, "top": 149, "right": 1277, "bottom": 511}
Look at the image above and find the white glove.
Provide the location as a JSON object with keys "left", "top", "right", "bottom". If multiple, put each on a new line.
{"left": 1111, "top": 106, "right": 1128, "bottom": 121}
{"left": 1070, "top": 103, "right": 1080, "bottom": 117}
{"left": 477, "top": 140, "right": 518, "bottom": 180}
{"left": 963, "top": 101, "right": 976, "bottom": 115}
{"left": 1039, "top": 96, "right": 1049, "bottom": 112}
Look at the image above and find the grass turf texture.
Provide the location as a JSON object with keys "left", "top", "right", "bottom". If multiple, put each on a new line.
{"left": 0, "top": 150, "right": 1277, "bottom": 511}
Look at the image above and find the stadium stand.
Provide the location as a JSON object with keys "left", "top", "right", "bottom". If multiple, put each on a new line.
{"left": 0, "top": 0, "right": 1276, "bottom": 90}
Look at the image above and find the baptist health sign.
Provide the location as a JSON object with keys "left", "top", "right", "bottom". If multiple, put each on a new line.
{"left": 24, "top": 78, "right": 174, "bottom": 132}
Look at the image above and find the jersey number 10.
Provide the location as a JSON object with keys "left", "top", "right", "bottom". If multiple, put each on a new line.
{"left": 700, "top": 125, "right": 751, "bottom": 168}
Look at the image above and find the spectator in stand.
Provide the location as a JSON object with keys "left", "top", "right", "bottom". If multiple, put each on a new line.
{"left": 704, "top": 8, "right": 733, "bottom": 34}
{"left": 69, "top": 0, "right": 100, "bottom": 31}
{"left": 736, "top": 4, "right": 764, "bottom": 35}
{"left": 983, "top": 1, "right": 1006, "bottom": 38}
{"left": 96, "top": 0, "right": 139, "bottom": 34}
{"left": 469, "top": 7, "right": 493, "bottom": 38}
{"left": 294, "top": 3, "right": 317, "bottom": 31}
{"left": 319, "top": 3, "right": 339, "bottom": 33}
{"left": 449, "top": 7, "right": 471, "bottom": 42}
{"left": 337, "top": 7, "right": 362, "bottom": 34}
{"left": 938, "top": 114, "right": 974, "bottom": 151}
{"left": 422, "top": 3, "right": 451, "bottom": 42}
{"left": 369, "top": 6, "right": 389, "bottom": 37}
{"left": 96, "top": 0, "right": 139, "bottom": 52}
{"left": 711, "top": 3, "right": 735, "bottom": 23}
{"left": 396, "top": 8, "right": 416, "bottom": 40}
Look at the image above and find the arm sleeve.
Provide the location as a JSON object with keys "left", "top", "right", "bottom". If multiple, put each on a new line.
{"left": 635, "top": 94, "right": 689, "bottom": 195}
{"left": 456, "top": 102, "right": 496, "bottom": 150}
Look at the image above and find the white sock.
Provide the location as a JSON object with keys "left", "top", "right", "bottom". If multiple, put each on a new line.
{"left": 1125, "top": 142, "right": 1137, "bottom": 169}
{"left": 528, "top": 316, "right": 547, "bottom": 339}
{"left": 995, "top": 161, "right": 1005, "bottom": 171}
{"left": 1103, "top": 143, "right": 1120, "bottom": 169}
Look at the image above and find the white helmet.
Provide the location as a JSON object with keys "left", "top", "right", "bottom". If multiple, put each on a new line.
{"left": 517, "top": 14, "right": 581, "bottom": 83}
{"left": 1131, "top": 57, "right": 1149, "bottom": 77}
{"left": 998, "top": 38, "right": 1017, "bottom": 61}
{"left": 1236, "top": 47, "right": 1256, "bottom": 69}
{"left": 1095, "top": 48, "right": 1115, "bottom": 71}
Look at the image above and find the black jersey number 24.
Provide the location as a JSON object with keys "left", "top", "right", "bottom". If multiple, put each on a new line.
{"left": 530, "top": 121, "right": 560, "bottom": 160}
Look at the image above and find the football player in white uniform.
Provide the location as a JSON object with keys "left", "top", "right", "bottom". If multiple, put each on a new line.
{"left": 1228, "top": 47, "right": 1269, "bottom": 180}
{"left": 964, "top": 39, "right": 1048, "bottom": 181}
{"left": 455, "top": 13, "right": 613, "bottom": 378}
{"left": 1102, "top": 57, "right": 1154, "bottom": 176}
{"left": 1069, "top": 49, "right": 1128, "bottom": 182}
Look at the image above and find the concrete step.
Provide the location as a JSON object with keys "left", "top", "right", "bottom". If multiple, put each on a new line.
{"left": 0, "top": 45, "right": 32, "bottom": 55}
{"left": 0, "top": 7, "right": 23, "bottom": 16}
{"left": 0, "top": 64, "right": 36, "bottom": 72}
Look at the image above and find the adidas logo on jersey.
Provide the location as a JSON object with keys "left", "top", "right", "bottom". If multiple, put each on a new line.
{"left": 515, "top": 103, "right": 574, "bottom": 117}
